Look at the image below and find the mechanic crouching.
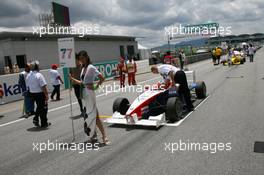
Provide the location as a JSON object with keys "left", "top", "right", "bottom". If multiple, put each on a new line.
{"left": 144, "top": 65, "right": 194, "bottom": 119}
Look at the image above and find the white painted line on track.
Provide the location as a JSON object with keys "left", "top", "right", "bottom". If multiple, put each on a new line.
{"left": 0, "top": 76, "right": 161, "bottom": 128}
{"left": 0, "top": 118, "right": 25, "bottom": 127}
{"left": 165, "top": 95, "right": 210, "bottom": 127}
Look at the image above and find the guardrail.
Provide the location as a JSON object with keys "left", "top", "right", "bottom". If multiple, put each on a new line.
{"left": 149, "top": 52, "right": 212, "bottom": 65}
{"left": 186, "top": 52, "right": 212, "bottom": 64}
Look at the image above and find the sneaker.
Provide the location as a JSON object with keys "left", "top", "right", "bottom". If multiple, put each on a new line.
{"left": 33, "top": 121, "right": 40, "bottom": 127}
{"left": 28, "top": 112, "right": 35, "bottom": 116}
{"left": 41, "top": 122, "right": 51, "bottom": 128}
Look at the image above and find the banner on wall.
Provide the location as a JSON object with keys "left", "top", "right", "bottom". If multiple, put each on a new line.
{"left": 62, "top": 60, "right": 118, "bottom": 89}
{"left": 0, "top": 69, "right": 64, "bottom": 104}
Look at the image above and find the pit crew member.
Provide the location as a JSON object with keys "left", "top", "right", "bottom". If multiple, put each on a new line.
{"left": 126, "top": 56, "right": 137, "bottom": 85}
{"left": 151, "top": 64, "right": 194, "bottom": 111}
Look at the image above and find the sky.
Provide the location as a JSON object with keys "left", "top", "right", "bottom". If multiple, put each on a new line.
{"left": 0, "top": 0, "right": 264, "bottom": 48}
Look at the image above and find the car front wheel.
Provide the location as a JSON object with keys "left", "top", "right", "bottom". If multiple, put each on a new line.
{"left": 113, "top": 98, "right": 130, "bottom": 115}
{"left": 165, "top": 97, "right": 183, "bottom": 122}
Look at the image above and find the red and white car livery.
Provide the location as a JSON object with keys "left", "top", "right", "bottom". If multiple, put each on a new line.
{"left": 106, "top": 71, "right": 207, "bottom": 127}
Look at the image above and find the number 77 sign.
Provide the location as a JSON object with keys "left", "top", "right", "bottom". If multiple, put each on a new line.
{"left": 58, "top": 37, "right": 76, "bottom": 68}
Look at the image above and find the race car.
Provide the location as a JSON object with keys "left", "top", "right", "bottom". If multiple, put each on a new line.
{"left": 221, "top": 51, "right": 246, "bottom": 66}
{"left": 231, "top": 50, "right": 245, "bottom": 65}
{"left": 106, "top": 71, "right": 207, "bottom": 128}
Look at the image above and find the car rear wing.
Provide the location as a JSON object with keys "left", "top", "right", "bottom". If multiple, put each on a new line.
{"left": 185, "top": 70, "right": 196, "bottom": 85}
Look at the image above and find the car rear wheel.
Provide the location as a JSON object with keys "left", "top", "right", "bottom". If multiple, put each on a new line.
{"left": 113, "top": 98, "right": 130, "bottom": 115}
{"left": 195, "top": 81, "right": 207, "bottom": 99}
{"left": 165, "top": 97, "right": 183, "bottom": 122}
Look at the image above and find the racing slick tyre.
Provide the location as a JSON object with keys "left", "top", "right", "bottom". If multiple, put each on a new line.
{"left": 165, "top": 97, "right": 183, "bottom": 122}
{"left": 195, "top": 81, "right": 207, "bottom": 99}
{"left": 113, "top": 98, "right": 130, "bottom": 115}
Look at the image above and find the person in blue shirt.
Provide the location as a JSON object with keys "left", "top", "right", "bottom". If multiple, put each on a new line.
{"left": 18, "top": 63, "right": 35, "bottom": 117}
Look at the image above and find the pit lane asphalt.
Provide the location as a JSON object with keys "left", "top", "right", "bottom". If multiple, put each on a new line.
{"left": 0, "top": 49, "right": 264, "bottom": 175}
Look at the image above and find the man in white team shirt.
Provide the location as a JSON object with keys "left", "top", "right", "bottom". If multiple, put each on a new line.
{"left": 26, "top": 61, "right": 50, "bottom": 127}
{"left": 49, "top": 64, "right": 64, "bottom": 101}
{"left": 151, "top": 64, "right": 194, "bottom": 111}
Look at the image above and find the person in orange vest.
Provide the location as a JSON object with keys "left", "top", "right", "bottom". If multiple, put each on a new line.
{"left": 117, "top": 57, "right": 126, "bottom": 87}
{"left": 126, "top": 56, "right": 137, "bottom": 85}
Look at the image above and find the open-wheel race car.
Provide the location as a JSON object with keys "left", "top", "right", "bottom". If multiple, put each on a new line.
{"left": 106, "top": 71, "right": 207, "bottom": 128}
{"left": 221, "top": 50, "right": 246, "bottom": 66}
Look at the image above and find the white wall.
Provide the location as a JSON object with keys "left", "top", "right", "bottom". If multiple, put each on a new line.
{"left": 0, "top": 39, "right": 138, "bottom": 72}
{"left": 24, "top": 40, "right": 60, "bottom": 68}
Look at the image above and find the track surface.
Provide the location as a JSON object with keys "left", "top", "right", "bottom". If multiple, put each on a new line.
{"left": 1, "top": 49, "right": 264, "bottom": 175}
